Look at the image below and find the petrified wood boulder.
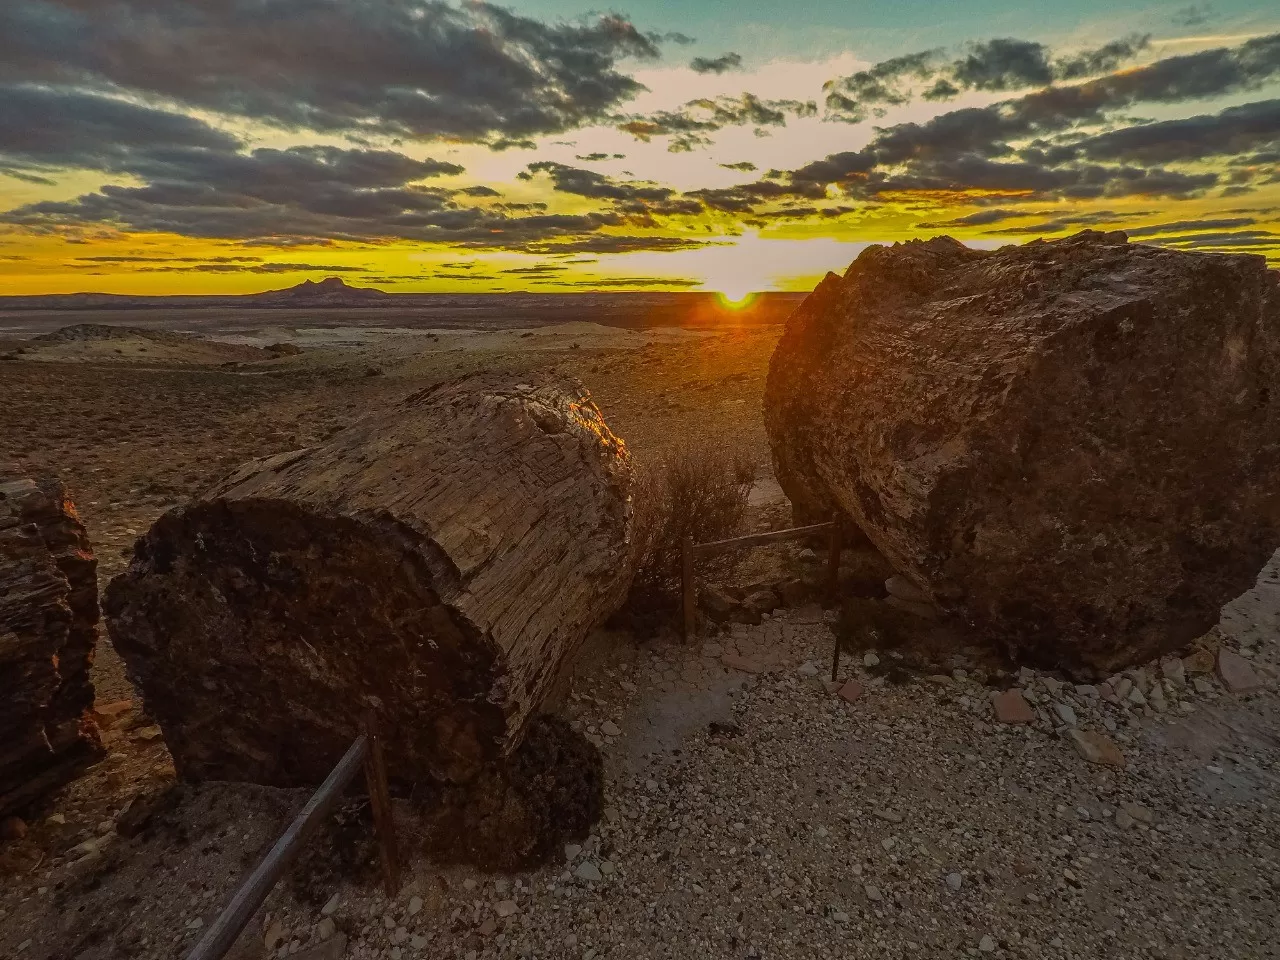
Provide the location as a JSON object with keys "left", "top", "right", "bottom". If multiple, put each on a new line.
{"left": 105, "top": 375, "right": 633, "bottom": 787}
{"left": 1, "top": 469, "right": 103, "bottom": 816}
{"left": 765, "top": 231, "right": 1280, "bottom": 673}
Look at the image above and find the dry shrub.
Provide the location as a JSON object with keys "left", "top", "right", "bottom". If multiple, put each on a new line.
{"left": 624, "top": 444, "right": 755, "bottom": 623}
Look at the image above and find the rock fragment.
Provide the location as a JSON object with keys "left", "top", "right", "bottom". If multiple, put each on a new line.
{"left": 1067, "top": 730, "right": 1126, "bottom": 768}
{"left": 1217, "top": 649, "right": 1262, "bottom": 694}
{"left": 991, "top": 690, "right": 1034, "bottom": 725}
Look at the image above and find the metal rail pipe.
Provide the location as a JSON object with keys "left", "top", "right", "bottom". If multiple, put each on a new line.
{"left": 186, "top": 713, "right": 400, "bottom": 960}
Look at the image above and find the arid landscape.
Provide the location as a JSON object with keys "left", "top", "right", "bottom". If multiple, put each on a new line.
{"left": 5, "top": 0, "right": 1280, "bottom": 956}
{"left": 3, "top": 256, "right": 1280, "bottom": 960}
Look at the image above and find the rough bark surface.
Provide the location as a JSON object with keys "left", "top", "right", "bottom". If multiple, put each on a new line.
{"left": 1, "top": 468, "right": 103, "bottom": 816}
{"left": 104, "top": 375, "right": 633, "bottom": 787}
{"left": 765, "top": 231, "right": 1280, "bottom": 673}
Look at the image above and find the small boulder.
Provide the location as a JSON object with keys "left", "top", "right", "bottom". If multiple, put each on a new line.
{"left": 699, "top": 584, "right": 738, "bottom": 623}
{"left": 0, "top": 816, "right": 27, "bottom": 844}
{"left": 777, "top": 578, "right": 809, "bottom": 607}
{"left": 991, "top": 689, "right": 1034, "bottom": 725}
{"left": 837, "top": 679, "right": 864, "bottom": 703}
{"left": 1067, "top": 730, "right": 1126, "bottom": 768}
{"left": 721, "top": 653, "right": 765, "bottom": 675}
{"left": 884, "top": 595, "right": 940, "bottom": 620}
{"left": 885, "top": 575, "right": 928, "bottom": 604}
{"left": 1217, "top": 648, "right": 1262, "bottom": 694}
{"left": 742, "top": 589, "right": 780, "bottom": 617}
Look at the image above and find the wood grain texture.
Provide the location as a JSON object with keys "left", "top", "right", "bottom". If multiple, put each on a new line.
{"left": 765, "top": 231, "right": 1280, "bottom": 673}
{"left": 105, "top": 374, "right": 634, "bottom": 786}
{"left": 0, "top": 469, "right": 103, "bottom": 816}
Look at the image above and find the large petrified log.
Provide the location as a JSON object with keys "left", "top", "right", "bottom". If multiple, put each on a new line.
{"left": 104, "top": 375, "right": 633, "bottom": 787}
{"left": 765, "top": 231, "right": 1280, "bottom": 673}
{"left": 1, "top": 468, "right": 103, "bottom": 816}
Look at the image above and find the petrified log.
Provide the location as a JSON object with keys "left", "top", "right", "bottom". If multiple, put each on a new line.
{"left": 1, "top": 468, "right": 103, "bottom": 816}
{"left": 765, "top": 231, "right": 1280, "bottom": 673}
{"left": 105, "top": 375, "right": 633, "bottom": 787}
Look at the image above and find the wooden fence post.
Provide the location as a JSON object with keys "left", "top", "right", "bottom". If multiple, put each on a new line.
{"left": 363, "top": 712, "right": 401, "bottom": 899}
{"left": 827, "top": 512, "right": 843, "bottom": 681}
{"left": 825, "top": 511, "right": 842, "bottom": 605}
{"left": 681, "top": 535, "right": 696, "bottom": 642}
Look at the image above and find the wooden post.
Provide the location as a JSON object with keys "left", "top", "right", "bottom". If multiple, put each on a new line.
{"left": 825, "top": 511, "right": 842, "bottom": 605}
{"left": 363, "top": 712, "right": 401, "bottom": 899}
{"left": 681, "top": 534, "right": 696, "bottom": 642}
{"left": 827, "top": 512, "right": 843, "bottom": 682}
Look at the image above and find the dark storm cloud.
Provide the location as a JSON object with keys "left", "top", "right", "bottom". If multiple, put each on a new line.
{"left": 776, "top": 33, "right": 1280, "bottom": 205}
{"left": 720, "top": 161, "right": 758, "bottom": 172}
{"left": 823, "top": 50, "right": 943, "bottom": 122}
{"left": 541, "top": 276, "right": 700, "bottom": 287}
{"left": 0, "top": 84, "right": 242, "bottom": 176}
{"left": 0, "top": 0, "right": 664, "bottom": 142}
{"left": 1125, "top": 217, "right": 1260, "bottom": 237}
{"left": 523, "top": 162, "right": 675, "bottom": 202}
{"left": 135, "top": 262, "right": 373, "bottom": 274}
{"left": 1034, "top": 99, "right": 1280, "bottom": 165}
{"left": 690, "top": 53, "right": 744, "bottom": 74}
{"left": 1145, "top": 229, "right": 1280, "bottom": 249}
{"left": 1054, "top": 36, "right": 1153, "bottom": 80}
{"left": 916, "top": 207, "right": 1060, "bottom": 227}
{"left": 950, "top": 39, "right": 1055, "bottom": 92}
{"left": 521, "top": 235, "right": 714, "bottom": 254}
{"left": 618, "top": 94, "right": 817, "bottom": 151}
{"left": 990, "top": 210, "right": 1168, "bottom": 235}
{"left": 73, "top": 255, "right": 263, "bottom": 263}
{"left": 825, "top": 35, "right": 1150, "bottom": 119}
{"left": 2, "top": 145, "right": 628, "bottom": 251}
{"left": 500, "top": 264, "right": 567, "bottom": 274}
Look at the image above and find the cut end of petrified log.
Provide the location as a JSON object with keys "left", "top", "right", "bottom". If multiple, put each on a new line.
{"left": 1, "top": 470, "right": 104, "bottom": 817}
{"left": 106, "top": 374, "right": 634, "bottom": 787}
{"left": 766, "top": 231, "right": 1280, "bottom": 673}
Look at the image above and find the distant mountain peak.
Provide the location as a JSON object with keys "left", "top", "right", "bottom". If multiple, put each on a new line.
{"left": 255, "top": 276, "right": 390, "bottom": 302}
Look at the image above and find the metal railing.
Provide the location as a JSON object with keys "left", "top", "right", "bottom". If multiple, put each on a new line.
{"left": 186, "top": 713, "right": 401, "bottom": 960}
{"left": 681, "top": 511, "right": 843, "bottom": 640}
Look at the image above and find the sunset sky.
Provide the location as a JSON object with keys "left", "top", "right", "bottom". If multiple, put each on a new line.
{"left": 1, "top": 0, "right": 1278, "bottom": 296}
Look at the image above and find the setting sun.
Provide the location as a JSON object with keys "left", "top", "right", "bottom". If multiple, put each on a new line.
{"left": 716, "top": 288, "right": 758, "bottom": 308}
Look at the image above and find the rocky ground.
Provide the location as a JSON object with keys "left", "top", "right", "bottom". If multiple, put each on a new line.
{"left": 0, "top": 317, "right": 1277, "bottom": 959}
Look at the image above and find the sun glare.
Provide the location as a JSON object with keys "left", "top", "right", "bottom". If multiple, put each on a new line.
{"left": 716, "top": 288, "right": 758, "bottom": 308}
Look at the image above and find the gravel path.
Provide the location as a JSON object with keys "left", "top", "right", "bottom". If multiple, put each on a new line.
{"left": 248, "top": 555, "right": 1280, "bottom": 960}
{"left": 3, "top": 552, "right": 1277, "bottom": 960}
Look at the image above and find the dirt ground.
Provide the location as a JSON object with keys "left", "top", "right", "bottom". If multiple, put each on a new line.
{"left": 1, "top": 314, "right": 1277, "bottom": 960}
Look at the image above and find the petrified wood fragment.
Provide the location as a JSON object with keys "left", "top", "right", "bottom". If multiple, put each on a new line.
{"left": 1, "top": 469, "right": 103, "bottom": 816}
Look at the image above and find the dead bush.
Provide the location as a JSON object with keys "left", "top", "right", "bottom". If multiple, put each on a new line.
{"left": 623, "top": 444, "right": 754, "bottom": 625}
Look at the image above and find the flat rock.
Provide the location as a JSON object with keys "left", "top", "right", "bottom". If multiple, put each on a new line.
{"left": 1217, "top": 648, "right": 1262, "bottom": 694}
{"left": 1067, "top": 730, "right": 1126, "bottom": 768}
{"left": 1184, "top": 649, "right": 1216, "bottom": 675}
{"left": 722, "top": 653, "right": 765, "bottom": 675}
{"left": 992, "top": 689, "right": 1034, "bottom": 724}
{"left": 575, "top": 861, "right": 603, "bottom": 883}
{"left": 884, "top": 575, "right": 929, "bottom": 604}
{"left": 837, "top": 679, "right": 864, "bottom": 703}
{"left": 1053, "top": 702, "right": 1078, "bottom": 726}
